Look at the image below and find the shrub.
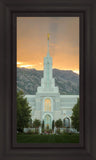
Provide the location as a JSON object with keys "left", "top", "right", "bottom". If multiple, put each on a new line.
{"left": 56, "top": 128, "right": 60, "bottom": 134}
{"left": 55, "top": 119, "right": 62, "bottom": 128}
{"left": 35, "top": 128, "right": 39, "bottom": 134}
{"left": 42, "top": 129, "right": 44, "bottom": 133}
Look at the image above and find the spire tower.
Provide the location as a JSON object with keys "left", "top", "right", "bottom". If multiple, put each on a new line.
{"left": 47, "top": 33, "right": 50, "bottom": 57}
{"left": 36, "top": 34, "right": 59, "bottom": 94}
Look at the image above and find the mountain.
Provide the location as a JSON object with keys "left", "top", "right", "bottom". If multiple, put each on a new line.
{"left": 17, "top": 68, "right": 79, "bottom": 95}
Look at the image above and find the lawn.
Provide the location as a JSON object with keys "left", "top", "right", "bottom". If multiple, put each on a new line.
{"left": 17, "top": 133, "right": 79, "bottom": 143}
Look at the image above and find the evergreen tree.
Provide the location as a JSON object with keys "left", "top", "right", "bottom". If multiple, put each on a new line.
{"left": 42, "top": 120, "right": 44, "bottom": 130}
{"left": 52, "top": 120, "right": 54, "bottom": 130}
{"left": 71, "top": 98, "right": 79, "bottom": 131}
{"left": 17, "top": 90, "right": 32, "bottom": 132}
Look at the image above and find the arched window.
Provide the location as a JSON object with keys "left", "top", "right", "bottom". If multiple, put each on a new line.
{"left": 44, "top": 99, "right": 51, "bottom": 112}
{"left": 64, "top": 117, "right": 70, "bottom": 128}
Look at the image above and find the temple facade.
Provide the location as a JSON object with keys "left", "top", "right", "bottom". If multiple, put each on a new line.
{"left": 25, "top": 35, "right": 79, "bottom": 129}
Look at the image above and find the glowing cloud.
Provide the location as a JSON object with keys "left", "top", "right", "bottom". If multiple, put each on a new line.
{"left": 17, "top": 17, "right": 79, "bottom": 72}
{"left": 20, "top": 65, "right": 35, "bottom": 69}
{"left": 73, "top": 70, "right": 79, "bottom": 75}
{"left": 17, "top": 62, "right": 23, "bottom": 64}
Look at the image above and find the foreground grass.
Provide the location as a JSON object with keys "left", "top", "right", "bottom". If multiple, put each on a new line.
{"left": 17, "top": 133, "right": 79, "bottom": 143}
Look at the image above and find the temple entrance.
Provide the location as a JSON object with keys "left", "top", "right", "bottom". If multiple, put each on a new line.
{"left": 44, "top": 114, "right": 52, "bottom": 129}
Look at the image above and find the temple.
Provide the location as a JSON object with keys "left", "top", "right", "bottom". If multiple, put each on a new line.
{"left": 25, "top": 34, "right": 79, "bottom": 130}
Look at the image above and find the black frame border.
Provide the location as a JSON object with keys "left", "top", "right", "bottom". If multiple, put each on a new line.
{"left": 0, "top": 0, "right": 96, "bottom": 160}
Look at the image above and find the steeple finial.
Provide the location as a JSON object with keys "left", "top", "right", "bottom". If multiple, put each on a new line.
{"left": 47, "top": 33, "right": 50, "bottom": 57}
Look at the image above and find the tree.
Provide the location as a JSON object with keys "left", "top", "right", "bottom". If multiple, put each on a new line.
{"left": 17, "top": 90, "right": 32, "bottom": 132}
{"left": 33, "top": 119, "right": 41, "bottom": 128}
{"left": 52, "top": 120, "right": 55, "bottom": 130}
{"left": 71, "top": 98, "right": 79, "bottom": 131}
{"left": 55, "top": 119, "right": 62, "bottom": 128}
{"left": 42, "top": 120, "right": 44, "bottom": 130}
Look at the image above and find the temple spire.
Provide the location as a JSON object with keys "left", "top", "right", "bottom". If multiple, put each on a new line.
{"left": 47, "top": 33, "right": 50, "bottom": 57}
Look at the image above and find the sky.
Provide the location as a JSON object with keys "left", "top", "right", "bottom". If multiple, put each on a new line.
{"left": 17, "top": 17, "right": 79, "bottom": 74}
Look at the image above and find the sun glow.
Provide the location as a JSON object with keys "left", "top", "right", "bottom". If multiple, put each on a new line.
{"left": 20, "top": 65, "right": 35, "bottom": 69}
{"left": 17, "top": 17, "right": 79, "bottom": 74}
{"left": 17, "top": 62, "right": 79, "bottom": 74}
{"left": 17, "top": 62, "right": 23, "bottom": 65}
{"left": 73, "top": 70, "right": 79, "bottom": 75}
{"left": 17, "top": 62, "right": 35, "bottom": 69}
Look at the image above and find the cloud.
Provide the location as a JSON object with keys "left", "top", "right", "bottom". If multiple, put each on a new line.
{"left": 73, "top": 70, "right": 79, "bottom": 75}
{"left": 17, "top": 62, "right": 23, "bottom": 64}
{"left": 17, "top": 17, "right": 79, "bottom": 71}
{"left": 20, "top": 65, "right": 35, "bottom": 69}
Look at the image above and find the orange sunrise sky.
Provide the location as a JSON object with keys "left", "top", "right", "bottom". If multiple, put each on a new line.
{"left": 17, "top": 17, "right": 79, "bottom": 74}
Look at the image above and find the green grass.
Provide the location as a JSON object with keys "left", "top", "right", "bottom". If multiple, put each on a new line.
{"left": 17, "top": 133, "right": 79, "bottom": 143}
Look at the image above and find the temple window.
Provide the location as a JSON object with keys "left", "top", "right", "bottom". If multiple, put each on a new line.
{"left": 44, "top": 99, "right": 51, "bottom": 112}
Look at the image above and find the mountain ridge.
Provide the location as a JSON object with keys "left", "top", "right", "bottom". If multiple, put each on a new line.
{"left": 17, "top": 67, "right": 79, "bottom": 95}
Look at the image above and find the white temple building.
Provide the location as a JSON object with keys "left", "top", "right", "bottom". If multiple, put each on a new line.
{"left": 25, "top": 35, "right": 79, "bottom": 130}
